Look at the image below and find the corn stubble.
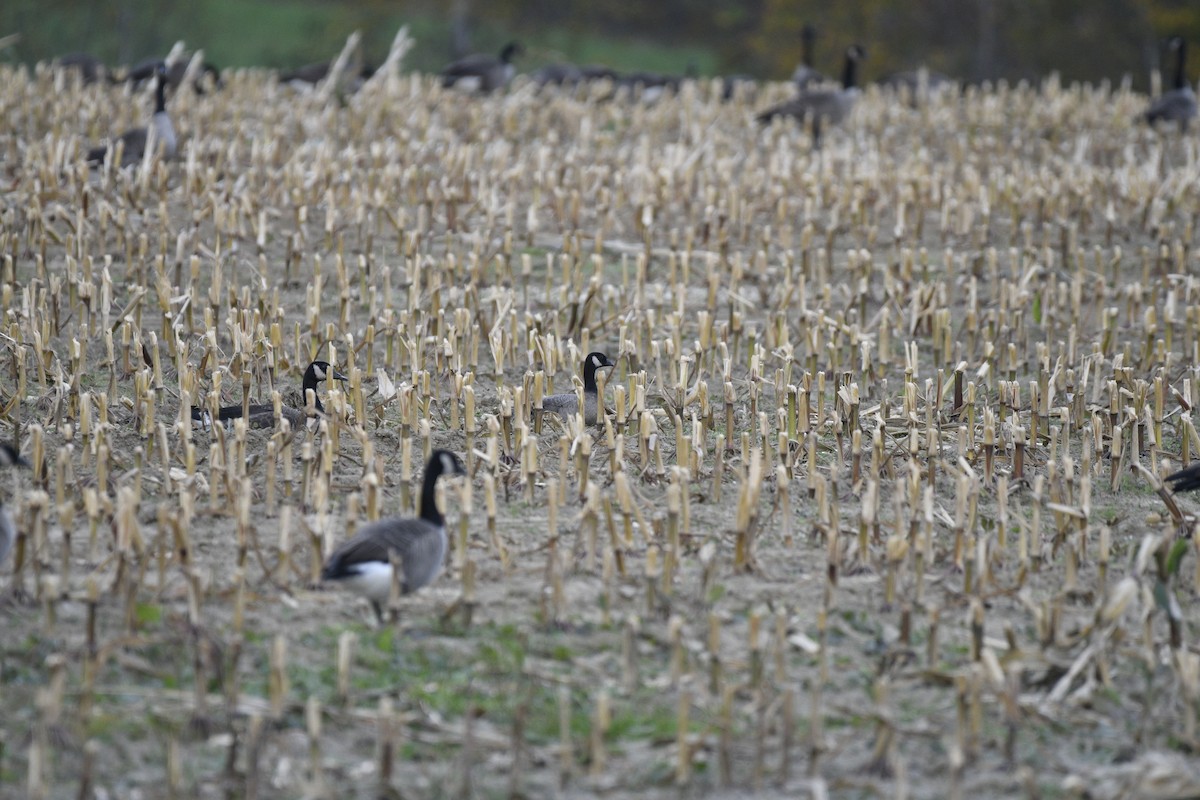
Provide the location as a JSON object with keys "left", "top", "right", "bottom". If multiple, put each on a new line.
{"left": 1, "top": 55, "right": 1199, "bottom": 798}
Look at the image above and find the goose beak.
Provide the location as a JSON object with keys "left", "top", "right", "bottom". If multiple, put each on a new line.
{"left": 332, "top": 368, "right": 349, "bottom": 382}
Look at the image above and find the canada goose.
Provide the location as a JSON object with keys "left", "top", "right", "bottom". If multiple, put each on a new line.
{"left": 1143, "top": 36, "right": 1197, "bottom": 131}
{"left": 127, "top": 56, "right": 222, "bottom": 94}
{"left": 0, "top": 442, "right": 31, "bottom": 567}
{"left": 1166, "top": 462, "right": 1200, "bottom": 493}
{"left": 190, "top": 360, "right": 347, "bottom": 431}
{"left": 0, "top": 443, "right": 28, "bottom": 469}
{"left": 86, "top": 63, "right": 176, "bottom": 168}
{"left": 542, "top": 352, "right": 616, "bottom": 425}
{"left": 617, "top": 70, "right": 671, "bottom": 100}
{"left": 757, "top": 44, "right": 865, "bottom": 144}
{"left": 790, "top": 24, "right": 827, "bottom": 88}
{"left": 279, "top": 61, "right": 375, "bottom": 87}
{"left": 721, "top": 74, "right": 758, "bottom": 101}
{"left": 579, "top": 64, "right": 619, "bottom": 82}
{"left": 56, "top": 52, "right": 111, "bottom": 84}
{"left": 441, "top": 41, "right": 523, "bottom": 92}
{"left": 531, "top": 62, "right": 583, "bottom": 87}
{"left": 321, "top": 449, "right": 467, "bottom": 620}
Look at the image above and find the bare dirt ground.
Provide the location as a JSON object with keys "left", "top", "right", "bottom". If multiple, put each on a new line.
{"left": 2, "top": 64, "right": 1200, "bottom": 799}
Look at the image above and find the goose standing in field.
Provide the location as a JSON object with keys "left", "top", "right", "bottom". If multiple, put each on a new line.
{"left": 579, "top": 64, "right": 619, "bottom": 82}
{"left": 1143, "top": 36, "right": 1197, "bottom": 131}
{"left": 757, "top": 44, "right": 865, "bottom": 145}
{"left": 720, "top": 73, "right": 758, "bottom": 101}
{"left": 127, "top": 55, "right": 222, "bottom": 94}
{"left": 531, "top": 62, "right": 583, "bottom": 88}
{"left": 86, "top": 63, "right": 176, "bottom": 167}
{"left": 0, "top": 442, "right": 31, "bottom": 568}
{"left": 190, "top": 360, "right": 347, "bottom": 431}
{"left": 790, "top": 23, "right": 827, "bottom": 88}
{"left": 542, "top": 352, "right": 616, "bottom": 425}
{"left": 321, "top": 450, "right": 467, "bottom": 621}
{"left": 55, "top": 52, "right": 111, "bottom": 84}
{"left": 441, "top": 41, "right": 523, "bottom": 92}
{"left": 1166, "top": 462, "right": 1200, "bottom": 493}
{"left": 279, "top": 61, "right": 375, "bottom": 88}
{"left": 619, "top": 62, "right": 697, "bottom": 102}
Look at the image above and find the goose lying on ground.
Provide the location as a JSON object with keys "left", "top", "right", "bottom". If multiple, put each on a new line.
{"left": 441, "top": 41, "right": 523, "bottom": 92}
{"left": 191, "top": 360, "right": 347, "bottom": 431}
{"left": 542, "top": 352, "right": 616, "bottom": 425}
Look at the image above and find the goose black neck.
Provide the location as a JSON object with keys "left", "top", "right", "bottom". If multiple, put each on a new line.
{"left": 801, "top": 27, "right": 816, "bottom": 68}
{"left": 842, "top": 54, "right": 859, "bottom": 90}
{"left": 582, "top": 361, "right": 601, "bottom": 392}
{"left": 1175, "top": 40, "right": 1189, "bottom": 90}
{"left": 154, "top": 72, "right": 167, "bottom": 114}
{"left": 419, "top": 464, "right": 445, "bottom": 526}
{"left": 302, "top": 371, "right": 325, "bottom": 414}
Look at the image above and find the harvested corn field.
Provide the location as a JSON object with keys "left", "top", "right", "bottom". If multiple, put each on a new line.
{"left": 2, "top": 60, "right": 1200, "bottom": 799}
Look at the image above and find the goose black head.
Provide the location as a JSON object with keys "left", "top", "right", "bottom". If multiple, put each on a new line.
{"left": 841, "top": 45, "right": 866, "bottom": 90}
{"left": 581, "top": 352, "right": 616, "bottom": 389}
{"left": 430, "top": 449, "right": 468, "bottom": 480}
{"left": 500, "top": 42, "right": 524, "bottom": 63}
{"left": 584, "top": 352, "right": 616, "bottom": 371}
{"left": 152, "top": 62, "right": 170, "bottom": 112}
{"left": 0, "top": 442, "right": 30, "bottom": 469}
{"left": 306, "top": 360, "right": 349, "bottom": 384}
{"left": 801, "top": 23, "right": 818, "bottom": 54}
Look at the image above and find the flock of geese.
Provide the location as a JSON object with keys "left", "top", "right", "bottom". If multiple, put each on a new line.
{"left": 3, "top": 351, "right": 617, "bottom": 620}
{"left": 10, "top": 30, "right": 1198, "bottom": 620}
{"left": 59, "top": 27, "right": 1199, "bottom": 168}
{"left": 5, "top": 338, "right": 1200, "bottom": 619}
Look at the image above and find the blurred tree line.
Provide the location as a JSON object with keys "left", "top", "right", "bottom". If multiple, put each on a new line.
{"left": 481, "top": 0, "right": 1199, "bottom": 85}
{"left": 1, "top": 0, "right": 1197, "bottom": 87}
